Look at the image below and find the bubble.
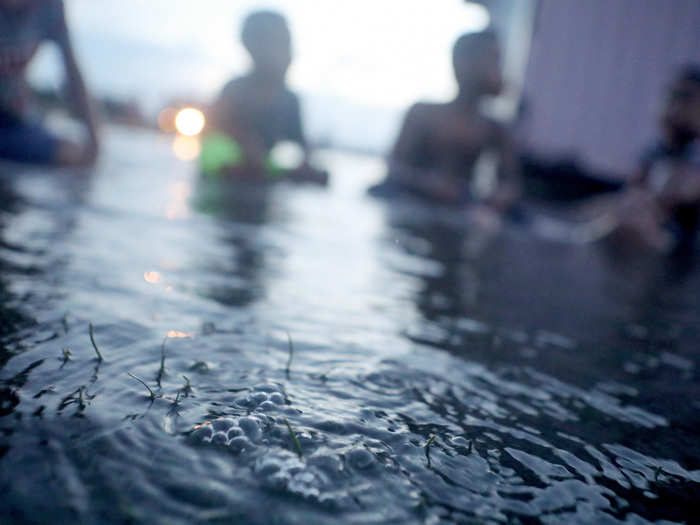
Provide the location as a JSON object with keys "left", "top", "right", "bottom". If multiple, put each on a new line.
{"left": 210, "top": 432, "right": 228, "bottom": 446}
{"left": 347, "top": 448, "right": 375, "bottom": 469}
{"left": 228, "top": 436, "right": 254, "bottom": 453}
{"left": 226, "top": 427, "right": 243, "bottom": 440}
{"left": 212, "top": 418, "right": 235, "bottom": 432}
{"left": 259, "top": 401, "right": 278, "bottom": 412}
{"left": 268, "top": 392, "right": 285, "bottom": 405}
{"left": 190, "top": 424, "right": 212, "bottom": 441}
{"left": 251, "top": 392, "right": 269, "bottom": 404}
{"left": 238, "top": 417, "right": 262, "bottom": 442}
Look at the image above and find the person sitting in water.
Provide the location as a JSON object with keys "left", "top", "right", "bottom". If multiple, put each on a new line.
{"left": 0, "top": 0, "right": 98, "bottom": 166}
{"left": 371, "top": 30, "right": 520, "bottom": 212}
{"left": 205, "top": 10, "right": 327, "bottom": 184}
{"left": 593, "top": 65, "right": 700, "bottom": 252}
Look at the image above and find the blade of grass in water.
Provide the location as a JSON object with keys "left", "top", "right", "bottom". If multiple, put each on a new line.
{"left": 425, "top": 435, "right": 436, "bottom": 467}
{"left": 284, "top": 418, "right": 303, "bottom": 458}
{"left": 89, "top": 322, "right": 104, "bottom": 361}
{"left": 285, "top": 331, "right": 294, "bottom": 379}
{"left": 128, "top": 372, "right": 157, "bottom": 399}
{"left": 157, "top": 336, "right": 167, "bottom": 386}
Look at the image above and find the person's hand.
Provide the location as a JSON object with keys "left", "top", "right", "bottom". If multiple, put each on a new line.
{"left": 289, "top": 163, "right": 329, "bottom": 185}
{"left": 659, "top": 163, "right": 700, "bottom": 206}
{"left": 484, "top": 182, "right": 520, "bottom": 212}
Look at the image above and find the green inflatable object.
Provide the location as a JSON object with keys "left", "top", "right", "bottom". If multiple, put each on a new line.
{"left": 199, "top": 132, "right": 243, "bottom": 177}
{"left": 200, "top": 132, "right": 285, "bottom": 179}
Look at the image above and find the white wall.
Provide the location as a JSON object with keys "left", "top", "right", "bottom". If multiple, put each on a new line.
{"left": 519, "top": 0, "right": 700, "bottom": 178}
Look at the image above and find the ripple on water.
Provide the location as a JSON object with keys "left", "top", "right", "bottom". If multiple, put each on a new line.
{"left": 178, "top": 355, "right": 697, "bottom": 524}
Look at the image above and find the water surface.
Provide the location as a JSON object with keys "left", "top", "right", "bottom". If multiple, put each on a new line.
{"left": 0, "top": 126, "right": 698, "bottom": 524}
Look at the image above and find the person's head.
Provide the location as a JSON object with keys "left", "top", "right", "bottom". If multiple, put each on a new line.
{"left": 661, "top": 65, "right": 700, "bottom": 147}
{"left": 241, "top": 10, "right": 291, "bottom": 82}
{"left": 452, "top": 30, "right": 503, "bottom": 97}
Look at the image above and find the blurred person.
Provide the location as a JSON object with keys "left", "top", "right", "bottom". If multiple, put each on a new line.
{"left": 0, "top": 0, "right": 98, "bottom": 166}
{"left": 585, "top": 66, "right": 700, "bottom": 253}
{"left": 204, "top": 10, "right": 327, "bottom": 184}
{"left": 370, "top": 30, "right": 520, "bottom": 214}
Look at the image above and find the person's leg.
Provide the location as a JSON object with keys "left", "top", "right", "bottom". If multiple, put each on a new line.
{"left": 0, "top": 117, "right": 93, "bottom": 167}
{"left": 54, "top": 139, "right": 95, "bottom": 166}
{"left": 0, "top": 119, "right": 59, "bottom": 165}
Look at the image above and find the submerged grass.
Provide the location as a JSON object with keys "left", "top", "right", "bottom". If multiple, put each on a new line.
{"left": 157, "top": 336, "right": 167, "bottom": 387}
{"left": 654, "top": 466, "right": 665, "bottom": 482}
{"left": 181, "top": 375, "right": 193, "bottom": 397}
{"left": 425, "top": 435, "right": 437, "bottom": 467}
{"left": 128, "top": 372, "right": 158, "bottom": 400}
{"left": 285, "top": 331, "right": 294, "bottom": 379}
{"left": 284, "top": 418, "right": 303, "bottom": 459}
{"left": 89, "top": 322, "right": 104, "bottom": 361}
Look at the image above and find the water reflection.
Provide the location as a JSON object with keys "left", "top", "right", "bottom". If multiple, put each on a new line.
{"left": 190, "top": 177, "right": 273, "bottom": 309}
{"left": 0, "top": 176, "right": 34, "bottom": 352}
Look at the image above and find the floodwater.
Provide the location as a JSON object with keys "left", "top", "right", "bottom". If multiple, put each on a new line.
{"left": 0, "top": 126, "right": 698, "bottom": 524}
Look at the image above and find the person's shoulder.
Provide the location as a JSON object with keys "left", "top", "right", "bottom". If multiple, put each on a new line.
{"left": 408, "top": 101, "right": 442, "bottom": 115}
{"left": 280, "top": 86, "right": 300, "bottom": 106}
{"left": 218, "top": 75, "right": 252, "bottom": 102}
{"left": 403, "top": 102, "right": 443, "bottom": 126}
{"left": 221, "top": 76, "right": 247, "bottom": 93}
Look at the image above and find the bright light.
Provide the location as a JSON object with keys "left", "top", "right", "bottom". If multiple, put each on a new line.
{"left": 175, "top": 107, "right": 205, "bottom": 136}
{"left": 172, "top": 135, "right": 201, "bottom": 161}
{"left": 144, "top": 271, "right": 162, "bottom": 283}
{"left": 167, "top": 330, "right": 190, "bottom": 338}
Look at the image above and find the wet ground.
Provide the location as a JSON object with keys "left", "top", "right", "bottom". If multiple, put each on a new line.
{"left": 0, "top": 125, "right": 698, "bottom": 524}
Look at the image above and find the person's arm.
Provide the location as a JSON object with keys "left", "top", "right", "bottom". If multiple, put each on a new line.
{"left": 657, "top": 161, "right": 700, "bottom": 208}
{"left": 281, "top": 93, "right": 329, "bottom": 185}
{"left": 52, "top": 2, "right": 99, "bottom": 166}
{"left": 485, "top": 123, "right": 522, "bottom": 211}
{"left": 210, "top": 83, "right": 267, "bottom": 177}
{"left": 287, "top": 94, "right": 307, "bottom": 150}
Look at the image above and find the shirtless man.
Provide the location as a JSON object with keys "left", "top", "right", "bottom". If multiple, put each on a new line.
{"left": 379, "top": 30, "right": 520, "bottom": 211}
{"left": 0, "top": 0, "right": 98, "bottom": 166}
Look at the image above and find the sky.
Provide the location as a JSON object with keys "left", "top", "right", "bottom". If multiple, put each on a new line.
{"left": 30, "top": 0, "right": 489, "bottom": 108}
{"left": 28, "top": 0, "right": 490, "bottom": 151}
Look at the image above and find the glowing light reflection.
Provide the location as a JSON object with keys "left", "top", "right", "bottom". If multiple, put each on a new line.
{"left": 164, "top": 180, "right": 192, "bottom": 220}
{"left": 143, "top": 271, "right": 162, "bottom": 283}
{"left": 167, "top": 330, "right": 190, "bottom": 338}
{"left": 172, "top": 135, "right": 201, "bottom": 161}
{"left": 174, "top": 107, "right": 205, "bottom": 136}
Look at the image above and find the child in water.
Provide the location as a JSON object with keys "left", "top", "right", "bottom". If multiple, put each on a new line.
{"left": 373, "top": 30, "right": 520, "bottom": 212}
{"left": 0, "top": 0, "right": 98, "bottom": 166}
{"left": 591, "top": 65, "right": 700, "bottom": 252}
{"left": 205, "top": 10, "right": 327, "bottom": 184}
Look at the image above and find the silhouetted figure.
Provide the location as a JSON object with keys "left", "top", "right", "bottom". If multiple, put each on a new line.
{"left": 595, "top": 66, "right": 700, "bottom": 252}
{"left": 207, "top": 10, "right": 327, "bottom": 184}
{"left": 372, "top": 30, "right": 520, "bottom": 212}
{"left": 0, "top": 0, "right": 98, "bottom": 166}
